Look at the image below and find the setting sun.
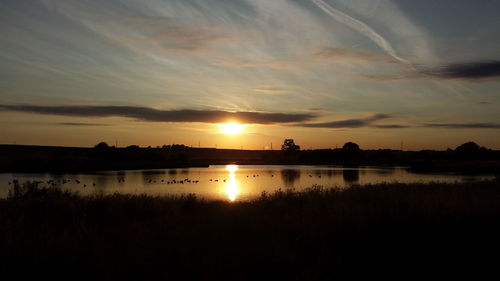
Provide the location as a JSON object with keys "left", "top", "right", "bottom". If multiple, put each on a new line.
{"left": 225, "top": 164, "right": 239, "bottom": 173}
{"left": 219, "top": 122, "right": 245, "bottom": 135}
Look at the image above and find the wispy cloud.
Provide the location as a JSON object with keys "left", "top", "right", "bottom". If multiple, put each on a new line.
{"left": 304, "top": 108, "right": 330, "bottom": 113}
{"left": 372, "top": 124, "right": 410, "bottom": 129}
{"left": 212, "top": 59, "right": 296, "bottom": 69}
{"left": 297, "top": 116, "right": 500, "bottom": 129}
{"left": 360, "top": 72, "right": 420, "bottom": 81}
{"left": 254, "top": 87, "right": 286, "bottom": 94}
{"left": 314, "top": 47, "right": 391, "bottom": 62}
{"left": 97, "top": 17, "right": 227, "bottom": 53}
{"left": 311, "top": 0, "right": 410, "bottom": 65}
{"left": 363, "top": 60, "right": 500, "bottom": 81}
{"left": 421, "top": 61, "right": 500, "bottom": 80}
{"left": 299, "top": 113, "right": 391, "bottom": 128}
{"left": 58, "top": 122, "right": 110, "bottom": 126}
{"left": 424, "top": 123, "right": 500, "bottom": 129}
{"left": 0, "top": 104, "right": 315, "bottom": 125}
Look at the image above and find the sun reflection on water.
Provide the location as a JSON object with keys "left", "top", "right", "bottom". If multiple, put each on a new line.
{"left": 225, "top": 165, "right": 239, "bottom": 201}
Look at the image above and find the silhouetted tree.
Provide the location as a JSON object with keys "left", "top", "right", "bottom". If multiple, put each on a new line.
{"left": 281, "top": 139, "right": 300, "bottom": 151}
{"left": 342, "top": 142, "right": 360, "bottom": 152}
{"left": 455, "top": 142, "right": 480, "bottom": 153}
{"left": 454, "top": 141, "right": 491, "bottom": 160}
{"left": 341, "top": 142, "right": 362, "bottom": 162}
{"left": 94, "top": 142, "right": 110, "bottom": 150}
{"left": 170, "top": 144, "right": 189, "bottom": 150}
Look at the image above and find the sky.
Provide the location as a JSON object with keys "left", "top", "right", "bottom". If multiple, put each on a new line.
{"left": 1, "top": 0, "right": 500, "bottom": 150}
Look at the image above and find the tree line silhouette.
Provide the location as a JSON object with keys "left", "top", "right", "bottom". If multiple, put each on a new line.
{"left": 0, "top": 140, "right": 498, "bottom": 173}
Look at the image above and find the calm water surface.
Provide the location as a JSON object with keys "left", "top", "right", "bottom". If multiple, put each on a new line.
{"left": 0, "top": 165, "right": 494, "bottom": 201}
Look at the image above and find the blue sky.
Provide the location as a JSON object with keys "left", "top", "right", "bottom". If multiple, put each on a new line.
{"left": 1, "top": 0, "right": 499, "bottom": 149}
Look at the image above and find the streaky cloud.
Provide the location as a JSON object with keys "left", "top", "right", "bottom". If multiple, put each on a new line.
{"left": 301, "top": 119, "right": 366, "bottom": 128}
{"left": 424, "top": 123, "right": 500, "bottom": 129}
{"left": 254, "top": 87, "right": 285, "bottom": 94}
{"left": 94, "top": 17, "right": 226, "bottom": 53}
{"left": 299, "top": 114, "right": 391, "bottom": 128}
{"left": 311, "top": 0, "right": 410, "bottom": 65}
{"left": 361, "top": 73, "right": 417, "bottom": 81}
{"left": 372, "top": 124, "right": 410, "bottom": 129}
{"left": 58, "top": 122, "right": 110, "bottom": 126}
{"left": 0, "top": 104, "right": 315, "bottom": 124}
{"left": 362, "top": 60, "right": 500, "bottom": 81}
{"left": 422, "top": 61, "right": 500, "bottom": 79}
{"left": 314, "top": 47, "right": 391, "bottom": 62}
{"left": 212, "top": 59, "right": 294, "bottom": 69}
{"left": 366, "top": 113, "right": 391, "bottom": 121}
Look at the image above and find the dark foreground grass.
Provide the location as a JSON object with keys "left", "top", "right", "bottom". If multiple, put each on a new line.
{"left": 1, "top": 180, "right": 500, "bottom": 281}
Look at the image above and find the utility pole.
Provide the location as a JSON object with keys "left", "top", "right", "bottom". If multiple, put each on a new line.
{"left": 271, "top": 142, "right": 273, "bottom": 150}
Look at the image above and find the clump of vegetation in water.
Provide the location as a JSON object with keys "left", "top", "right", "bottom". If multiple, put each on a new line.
{"left": 8, "top": 181, "right": 78, "bottom": 200}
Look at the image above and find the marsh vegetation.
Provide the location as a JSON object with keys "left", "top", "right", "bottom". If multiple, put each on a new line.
{"left": 1, "top": 179, "right": 500, "bottom": 280}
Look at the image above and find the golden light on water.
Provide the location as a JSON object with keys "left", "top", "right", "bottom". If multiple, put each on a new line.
{"left": 225, "top": 164, "right": 240, "bottom": 201}
{"left": 225, "top": 173, "right": 239, "bottom": 202}
{"left": 219, "top": 122, "right": 245, "bottom": 135}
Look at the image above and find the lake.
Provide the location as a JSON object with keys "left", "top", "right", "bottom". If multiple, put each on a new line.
{"left": 0, "top": 165, "right": 495, "bottom": 201}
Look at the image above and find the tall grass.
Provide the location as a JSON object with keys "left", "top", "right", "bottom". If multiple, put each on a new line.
{"left": 1, "top": 180, "right": 499, "bottom": 280}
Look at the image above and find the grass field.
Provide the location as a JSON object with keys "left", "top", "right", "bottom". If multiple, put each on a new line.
{"left": 1, "top": 179, "right": 500, "bottom": 280}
